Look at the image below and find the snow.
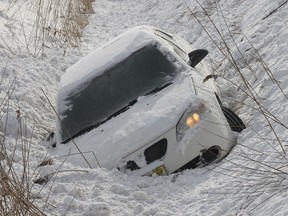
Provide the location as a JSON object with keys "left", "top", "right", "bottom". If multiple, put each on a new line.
{"left": 1, "top": 0, "right": 288, "bottom": 215}
{"left": 55, "top": 77, "right": 197, "bottom": 169}
{"left": 60, "top": 26, "right": 155, "bottom": 91}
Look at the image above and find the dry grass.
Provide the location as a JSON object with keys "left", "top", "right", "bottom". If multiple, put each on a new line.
{"left": 31, "top": 0, "right": 94, "bottom": 57}
{"left": 0, "top": 166, "right": 45, "bottom": 215}
{"left": 1, "top": 0, "right": 94, "bottom": 57}
{"left": 0, "top": 95, "right": 45, "bottom": 215}
{"left": 0, "top": 1, "right": 95, "bottom": 214}
{"left": 184, "top": 0, "right": 288, "bottom": 211}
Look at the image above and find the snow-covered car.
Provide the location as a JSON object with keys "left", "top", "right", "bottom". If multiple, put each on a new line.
{"left": 54, "top": 25, "right": 245, "bottom": 175}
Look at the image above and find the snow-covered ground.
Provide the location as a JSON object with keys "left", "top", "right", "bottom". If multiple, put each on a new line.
{"left": 1, "top": 0, "right": 288, "bottom": 215}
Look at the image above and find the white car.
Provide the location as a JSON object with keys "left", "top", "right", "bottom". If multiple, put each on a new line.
{"left": 54, "top": 26, "right": 245, "bottom": 175}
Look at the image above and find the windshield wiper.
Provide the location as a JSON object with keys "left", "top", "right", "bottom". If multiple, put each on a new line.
{"left": 62, "top": 98, "right": 138, "bottom": 144}
{"left": 62, "top": 83, "right": 172, "bottom": 143}
{"left": 145, "top": 82, "right": 172, "bottom": 96}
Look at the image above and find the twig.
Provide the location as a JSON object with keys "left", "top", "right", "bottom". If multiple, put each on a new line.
{"left": 262, "top": 1, "right": 288, "bottom": 20}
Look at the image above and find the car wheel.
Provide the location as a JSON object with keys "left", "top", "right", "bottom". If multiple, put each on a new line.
{"left": 221, "top": 106, "right": 246, "bottom": 132}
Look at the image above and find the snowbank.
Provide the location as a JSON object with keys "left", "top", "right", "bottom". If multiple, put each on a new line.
{"left": 1, "top": 0, "right": 288, "bottom": 215}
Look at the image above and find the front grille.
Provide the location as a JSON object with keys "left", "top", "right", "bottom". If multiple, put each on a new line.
{"left": 144, "top": 139, "right": 168, "bottom": 164}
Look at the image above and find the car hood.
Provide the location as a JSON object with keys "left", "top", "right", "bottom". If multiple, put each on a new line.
{"left": 54, "top": 73, "right": 209, "bottom": 168}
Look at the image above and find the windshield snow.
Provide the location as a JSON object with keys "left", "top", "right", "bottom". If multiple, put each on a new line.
{"left": 59, "top": 44, "right": 182, "bottom": 142}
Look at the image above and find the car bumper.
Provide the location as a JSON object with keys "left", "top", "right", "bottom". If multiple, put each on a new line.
{"left": 120, "top": 110, "right": 236, "bottom": 175}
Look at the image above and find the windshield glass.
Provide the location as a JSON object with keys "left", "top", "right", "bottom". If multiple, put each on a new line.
{"left": 59, "top": 44, "right": 183, "bottom": 142}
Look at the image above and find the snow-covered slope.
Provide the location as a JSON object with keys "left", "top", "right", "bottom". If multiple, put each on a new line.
{"left": 1, "top": 0, "right": 288, "bottom": 215}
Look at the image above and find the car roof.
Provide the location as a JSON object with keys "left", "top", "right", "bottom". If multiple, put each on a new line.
{"left": 59, "top": 26, "right": 159, "bottom": 96}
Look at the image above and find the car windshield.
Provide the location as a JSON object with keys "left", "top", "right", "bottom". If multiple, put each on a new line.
{"left": 59, "top": 44, "right": 182, "bottom": 142}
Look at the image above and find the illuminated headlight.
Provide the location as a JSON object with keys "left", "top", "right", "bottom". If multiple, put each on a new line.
{"left": 185, "top": 112, "right": 201, "bottom": 127}
{"left": 176, "top": 102, "right": 206, "bottom": 142}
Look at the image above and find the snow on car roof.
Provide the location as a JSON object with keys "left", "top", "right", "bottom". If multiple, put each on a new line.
{"left": 59, "top": 26, "right": 158, "bottom": 96}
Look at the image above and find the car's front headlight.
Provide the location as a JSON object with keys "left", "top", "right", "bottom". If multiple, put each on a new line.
{"left": 176, "top": 102, "right": 207, "bottom": 142}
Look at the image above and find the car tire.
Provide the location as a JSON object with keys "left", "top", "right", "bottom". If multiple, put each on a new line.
{"left": 221, "top": 106, "right": 246, "bottom": 133}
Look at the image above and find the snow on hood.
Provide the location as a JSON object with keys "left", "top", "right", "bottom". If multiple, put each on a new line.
{"left": 55, "top": 74, "right": 202, "bottom": 169}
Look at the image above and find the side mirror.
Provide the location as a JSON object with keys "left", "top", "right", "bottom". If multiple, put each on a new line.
{"left": 188, "top": 49, "right": 208, "bottom": 68}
